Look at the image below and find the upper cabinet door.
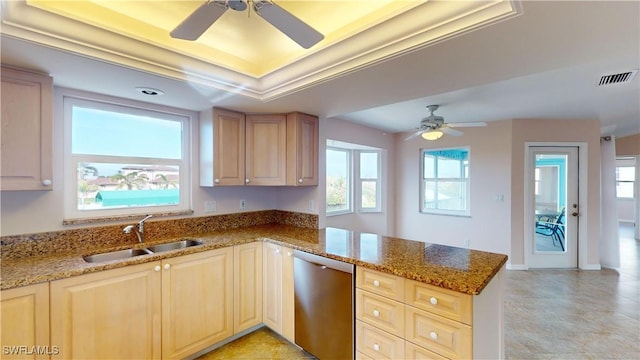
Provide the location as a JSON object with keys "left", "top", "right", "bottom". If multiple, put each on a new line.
{"left": 1, "top": 66, "right": 53, "bottom": 191}
{"left": 245, "top": 114, "right": 287, "bottom": 186}
{"left": 286, "top": 112, "right": 319, "bottom": 186}
{"left": 200, "top": 108, "right": 246, "bottom": 186}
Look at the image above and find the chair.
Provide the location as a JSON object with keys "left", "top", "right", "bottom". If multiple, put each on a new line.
{"left": 535, "top": 208, "right": 565, "bottom": 251}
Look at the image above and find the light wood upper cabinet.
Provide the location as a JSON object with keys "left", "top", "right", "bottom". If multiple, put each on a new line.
{"left": 200, "top": 107, "right": 246, "bottom": 186}
{"left": 162, "top": 248, "right": 234, "bottom": 360}
{"left": 50, "top": 262, "right": 162, "bottom": 360}
{"left": 234, "top": 242, "right": 263, "bottom": 334}
{"left": 1, "top": 66, "right": 53, "bottom": 191}
{"left": 286, "top": 112, "right": 319, "bottom": 186}
{"left": 245, "top": 114, "right": 287, "bottom": 186}
{"left": 1, "top": 282, "right": 50, "bottom": 360}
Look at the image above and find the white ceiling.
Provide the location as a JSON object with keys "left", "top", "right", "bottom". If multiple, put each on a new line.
{"left": 2, "top": 0, "right": 639, "bottom": 137}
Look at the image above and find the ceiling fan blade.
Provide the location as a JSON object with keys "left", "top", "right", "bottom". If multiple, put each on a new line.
{"left": 170, "top": 1, "right": 228, "bottom": 40}
{"left": 254, "top": 1, "right": 324, "bottom": 49}
{"left": 404, "top": 130, "right": 424, "bottom": 141}
{"left": 447, "top": 121, "right": 487, "bottom": 128}
{"left": 441, "top": 127, "right": 464, "bottom": 136}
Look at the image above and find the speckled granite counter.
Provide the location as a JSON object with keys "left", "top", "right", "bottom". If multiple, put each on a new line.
{"left": 1, "top": 224, "right": 507, "bottom": 295}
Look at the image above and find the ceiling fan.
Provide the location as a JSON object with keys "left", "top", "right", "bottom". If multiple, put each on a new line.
{"left": 170, "top": 0, "right": 324, "bottom": 49}
{"left": 405, "top": 105, "right": 487, "bottom": 141}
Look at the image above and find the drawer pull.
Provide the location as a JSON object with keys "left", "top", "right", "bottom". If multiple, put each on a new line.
{"left": 154, "top": 265, "right": 161, "bottom": 272}
{"left": 430, "top": 331, "right": 438, "bottom": 340}
{"left": 373, "top": 343, "right": 380, "bottom": 352}
{"left": 164, "top": 263, "right": 171, "bottom": 270}
{"left": 373, "top": 280, "right": 380, "bottom": 287}
{"left": 372, "top": 309, "right": 380, "bottom": 317}
{"left": 430, "top": 296, "right": 438, "bottom": 305}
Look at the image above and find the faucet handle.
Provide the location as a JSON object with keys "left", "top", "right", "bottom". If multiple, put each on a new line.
{"left": 138, "top": 214, "right": 153, "bottom": 225}
{"left": 123, "top": 225, "right": 136, "bottom": 234}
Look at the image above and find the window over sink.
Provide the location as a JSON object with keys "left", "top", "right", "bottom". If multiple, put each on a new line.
{"left": 63, "top": 91, "right": 191, "bottom": 220}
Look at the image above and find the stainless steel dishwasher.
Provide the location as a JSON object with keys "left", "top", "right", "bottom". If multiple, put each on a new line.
{"left": 294, "top": 250, "right": 354, "bottom": 360}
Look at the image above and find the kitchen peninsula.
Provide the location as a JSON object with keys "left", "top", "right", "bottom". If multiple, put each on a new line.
{"left": 1, "top": 211, "right": 507, "bottom": 359}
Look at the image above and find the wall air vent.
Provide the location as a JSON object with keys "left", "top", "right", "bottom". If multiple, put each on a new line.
{"left": 597, "top": 70, "right": 638, "bottom": 86}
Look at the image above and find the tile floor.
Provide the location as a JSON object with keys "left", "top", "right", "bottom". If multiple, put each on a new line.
{"left": 200, "top": 224, "right": 639, "bottom": 359}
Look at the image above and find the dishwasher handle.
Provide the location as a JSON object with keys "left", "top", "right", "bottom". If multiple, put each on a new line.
{"left": 294, "top": 250, "right": 354, "bottom": 274}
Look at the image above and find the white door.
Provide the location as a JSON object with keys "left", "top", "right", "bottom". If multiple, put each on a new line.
{"left": 526, "top": 146, "right": 579, "bottom": 268}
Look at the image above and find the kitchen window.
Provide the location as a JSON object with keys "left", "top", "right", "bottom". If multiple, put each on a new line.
{"left": 326, "top": 140, "right": 382, "bottom": 215}
{"left": 63, "top": 93, "right": 191, "bottom": 220}
{"left": 420, "top": 147, "right": 470, "bottom": 216}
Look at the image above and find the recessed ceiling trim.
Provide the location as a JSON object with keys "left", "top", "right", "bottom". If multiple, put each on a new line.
{"left": 1, "top": 0, "right": 522, "bottom": 102}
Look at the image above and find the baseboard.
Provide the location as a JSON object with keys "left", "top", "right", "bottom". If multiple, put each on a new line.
{"left": 506, "top": 264, "right": 528, "bottom": 270}
{"left": 579, "top": 264, "right": 602, "bottom": 270}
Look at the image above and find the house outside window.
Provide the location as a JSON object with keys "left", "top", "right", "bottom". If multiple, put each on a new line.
{"left": 420, "top": 147, "right": 470, "bottom": 216}
{"left": 63, "top": 94, "right": 191, "bottom": 219}
{"left": 616, "top": 157, "right": 636, "bottom": 199}
{"left": 326, "top": 140, "right": 382, "bottom": 215}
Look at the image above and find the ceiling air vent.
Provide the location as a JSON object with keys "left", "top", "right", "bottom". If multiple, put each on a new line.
{"left": 597, "top": 70, "right": 638, "bottom": 86}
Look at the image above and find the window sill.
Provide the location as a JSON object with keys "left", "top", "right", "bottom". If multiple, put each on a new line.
{"left": 326, "top": 210, "right": 354, "bottom": 217}
{"left": 63, "top": 209, "right": 194, "bottom": 226}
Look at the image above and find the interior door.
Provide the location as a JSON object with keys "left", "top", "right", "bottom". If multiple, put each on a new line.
{"left": 527, "top": 146, "right": 579, "bottom": 268}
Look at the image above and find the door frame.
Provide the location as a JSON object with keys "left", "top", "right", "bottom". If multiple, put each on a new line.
{"left": 524, "top": 142, "right": 591, "bottom": 269}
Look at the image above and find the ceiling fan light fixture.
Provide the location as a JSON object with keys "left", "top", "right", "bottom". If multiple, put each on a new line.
{"left": 421, "top": 129, "right": 443, "bottom": 141}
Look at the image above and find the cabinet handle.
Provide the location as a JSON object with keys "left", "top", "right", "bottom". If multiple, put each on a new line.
{"left": 373, "top": 309, "right": 380, "bottom": 317}
{"left": 275, "top": 248, "right": 281, "bottom": 254}
{"left": 245, "top": 179, "right": 250, "bottom": 184}
{"left": 430, "top": 331, "right": 438, "bottom": 340}
{"left": 154, "top": 265, "right": 161, "bottom": 272}
{"left": 430, "top": 296, "right": 438, "bottom": 305}
{"left": 373, "top": 343, "right": 380, "bottom": 352}
{"left": 287, "top": 251, "right": 292, "bottom": 257}
{"left": 298, "top": 178, "right": 303, "bottom": 184}
{"left": 42, "top": 179, "right": 52, "bottom": 186}
{"left": 373, "top": 280, "right": 380, "bottom": 287}
{"left": 214, "top": 178, "right": 220, "bottom": 184}
{"left": 164, "top": 263, "right": 171, "bottom": 270}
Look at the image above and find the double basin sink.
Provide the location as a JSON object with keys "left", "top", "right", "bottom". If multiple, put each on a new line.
{"left": 83, "top": 239, "right": 203, "bottom": 263}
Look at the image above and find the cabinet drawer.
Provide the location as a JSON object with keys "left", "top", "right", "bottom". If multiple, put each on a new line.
{"left": 356, "top": 320, "right": 405, "bottom": 360}
{"left": 356, "top": 289, "right": 405, "bottom": 335}
{"left": 405, "top": 306, "right": 471, "bottom": 359}
{"left": 405, "top": 341, "right": 449, "bottom": 360}
{"left": 356, "top": 267, "right": 405, "bottom": 301}
{"left": 405, "top": 279, "right": 472, "bottom": 325}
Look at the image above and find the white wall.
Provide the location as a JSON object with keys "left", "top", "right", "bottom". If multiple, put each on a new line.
{"left": 0, "top": 87, "right": 308, "bottom": 236}
{"left": 322, "top": 117, "right": 396, "bottom": 235}
{"left": 394, "top": 120, "right": 512, "bottom": 255}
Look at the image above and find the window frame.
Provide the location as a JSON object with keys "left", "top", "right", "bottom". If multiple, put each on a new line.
{"left": 325, "top": 139, "right": 384, "bottom": 216}
{"left": 326, "top": 146, "right": 353, "bottom": 216}
{"left": 615, "top": 157, "right": 636, "bottom": 199}
{"left": 63, "top": 92, "right": 192, "bottom": 220}
{"left": 420, "top": 146, "right": 471, "bottom": 216}
{"left": 357, "top": 150, "right": 382, "bottom": 213}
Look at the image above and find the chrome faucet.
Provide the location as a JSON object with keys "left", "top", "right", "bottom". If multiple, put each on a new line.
{"left": 123, "top": 214, "right": 153, "bottom": 243}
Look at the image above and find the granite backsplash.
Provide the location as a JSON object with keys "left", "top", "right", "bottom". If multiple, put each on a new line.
{"left": 0, "top": 210, "right": 318, "bottom": 260}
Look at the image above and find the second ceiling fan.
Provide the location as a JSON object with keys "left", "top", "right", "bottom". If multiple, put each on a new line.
{"left": 405, "top": 105, "right": 487, "bottom": 141}
{"left": 170, "top": 0, "right": 324, "bottom": 49}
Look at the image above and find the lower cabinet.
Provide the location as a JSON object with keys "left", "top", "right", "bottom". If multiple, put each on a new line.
{"left": 355, "top": 266, "right": 504, "bottom": 359}
{"left": 262, "top": 242, "right": 294, "bottom": 342}
{"left": 50, "top": 247, "right": 234, "bottom": 360}
{"left": 234, "top": 242, "right": 263, "bottom": 333}
{"left": 0, "top": 282, "right": 50, "bottom": 360}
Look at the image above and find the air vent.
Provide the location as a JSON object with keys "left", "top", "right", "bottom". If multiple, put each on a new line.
{"left": 597, "top": 70, "right": 638, "bottom": 86}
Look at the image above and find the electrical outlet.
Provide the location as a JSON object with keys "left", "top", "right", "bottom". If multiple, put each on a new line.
{"left": 204, "top": 200, "right": 217, "bottom": 213}
{"left": 463, "top": 238, "right": 470, "bottom": 248}
{"left": 308, "top": 199, "right": 315, "bottom": 211}
{"left": 240, "top": 199, "right": 246, "bottom": 210}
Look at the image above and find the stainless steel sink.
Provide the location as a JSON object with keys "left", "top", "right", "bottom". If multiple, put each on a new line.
{"left": 146, "top": 239, "right": 203, "bottom": 253}
{"left": 83, "top": 248, "right": 153, "bottom": 263}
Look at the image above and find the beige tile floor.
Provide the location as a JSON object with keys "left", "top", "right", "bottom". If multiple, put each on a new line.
{"left": 200, "top": 224, "right": 639, "bottom": 359}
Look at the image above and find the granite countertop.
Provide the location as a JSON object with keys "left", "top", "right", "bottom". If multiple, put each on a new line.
{"left": 1, "top": 224, "right": 507, "bottom": 295}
